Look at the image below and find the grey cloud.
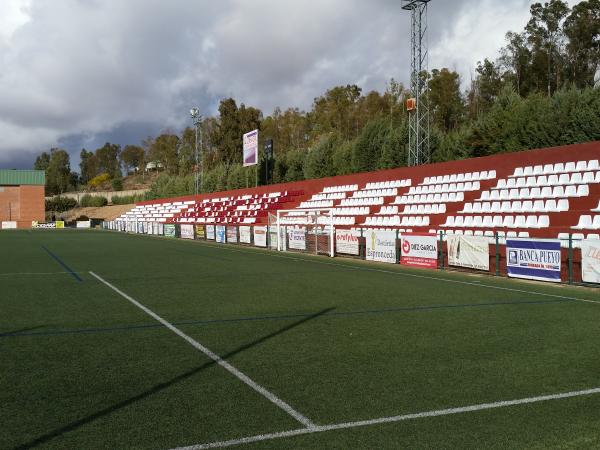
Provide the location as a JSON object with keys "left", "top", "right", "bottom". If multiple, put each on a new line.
{"left": 0, "top": 0, "right": 542, "bottom": 168}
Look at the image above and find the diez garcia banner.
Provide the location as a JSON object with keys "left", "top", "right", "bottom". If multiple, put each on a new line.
{"left": 447, "top": 235, "right": 489, "bottom": 271}
{"left": 243, "top": 129, "right": 258, "bottom": 167}
{"left": 180, "top": 224, "right": 195, "bottom": 240}
{"left": 287, "top": 229, "right": 306, "bottom": 250}
{"left": 336, "top": 229, "right": 360, "bottom": 255}
{"left": 506, "top": 239, "right": 561, "bottom": 282}
{"left": 366, "top": 230, "right": 396, "bottom": 264}
{"left": 254, "top": 226, "right": 267, "bottom": 247}
{"left": 401, "top": 233, "right": 437, "bottom": 269}
{"left": 215, "top": 225, "right": 226, "bottom": 243}
{"left": 581, "top": 239, "right": 600, "bottom": 284}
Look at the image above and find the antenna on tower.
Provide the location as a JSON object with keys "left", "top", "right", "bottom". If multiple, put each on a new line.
{"left": 402, "top": 0, "right": 431, "bottom": 167}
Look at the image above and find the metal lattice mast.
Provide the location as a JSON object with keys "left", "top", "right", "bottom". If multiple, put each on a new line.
{"left": 403, "top": 0, "right": 430, "bottom": 167}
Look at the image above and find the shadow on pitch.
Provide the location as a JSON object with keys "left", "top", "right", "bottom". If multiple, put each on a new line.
{"left": 0, "top": 326, "right": 45, "bottom": 337}
{"left": 14, "top": 307, "right": 334, "bottom": 450}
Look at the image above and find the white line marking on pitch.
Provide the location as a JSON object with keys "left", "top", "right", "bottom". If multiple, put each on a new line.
{"left": 197, "top": 242, "right": 600, "bottom": 305}
{"left": 89, "top": 271, "right": 315, "bottom": 429}
{"left": 172, "top": 386, "right": 600, "bottom": 449}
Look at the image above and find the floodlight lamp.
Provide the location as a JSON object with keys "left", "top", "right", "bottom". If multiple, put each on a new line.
{"left": 190, "top": 107, "right": 199, "bottom": 118}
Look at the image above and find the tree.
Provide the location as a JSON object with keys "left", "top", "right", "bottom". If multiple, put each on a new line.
{"left": 563, "top": 0, "right": 600, "bottom": 88}
{"left": 120, "top": 145, "right": 145, "bottom": 175}
{"left": 311, "top": 85, "right": 362, "bottom": 140}
{"left": 95, "top": 142, "right": 121, "bottom": 178}
{"left": 79, "top": 149, "right": 98, "bottom": 184}
{"left": 46, "top": 148, "right": 72, "bottom": 195}
{"left": 34, "top": 152, "right": 50, "bottom": 171}
{"left": 148, "top": 133, "right": 179, "bottom": 174}
{"left": 428, "top": 68, "right": 465, "bottom": 131}
{"left": 525, "top": 0, "right": 570, "bottom": 96}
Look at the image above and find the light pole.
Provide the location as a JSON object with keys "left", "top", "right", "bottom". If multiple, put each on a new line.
{"left": 190, "top": 107, "right": 202, "bottom": 195}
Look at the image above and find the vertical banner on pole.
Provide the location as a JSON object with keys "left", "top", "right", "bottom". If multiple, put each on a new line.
{"left": 243, "top": 129, "right": 258, "bottom": 167}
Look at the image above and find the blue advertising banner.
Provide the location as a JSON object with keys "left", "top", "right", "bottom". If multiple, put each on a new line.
{"left": 216, "top": 225, "right": 226, "bottom": 243}
{"left": 506, "top": 239, "right": 561, "bottom": 283}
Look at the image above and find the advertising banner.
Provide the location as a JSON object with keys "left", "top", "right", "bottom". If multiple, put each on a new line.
{"left": 195, "top": 225, "right": 205, "bottom": 240}
{"left": 180, "top": 224, "right": 195, "bottom": 240}
{"left": 336, "top": 229, "right": 360, "bottom": 255}
{"left": 1, "top": 221, "right": 17, "bottom": 229}
{"left": 164, "top": 224, "right": 176, "bottom": 238}
{"left": 447, "top": 235, "right": 489, "bottom": 271}
{"left": 254, "top": 226, "right": 267, "bottom": 247}
{"left": 401, "top": 233, "right": 438, "bottom": 269}
{"left": 55, "top": 221, "right": 65, "bottom": 229}
{"left": 206, "top": 225, "right": 215, "bottom": 240}
{"left": 288, "top": 229, "right": 306, "bottom": 250}
{"left": 226, "top": 226, "right": 238, "bottom": 243}
{"left": 506, "top": 239, "right": 561, "bottom": 282}
{"left": 581, "top": 239, "right": 600, "bottom": 284}
{"left": 216, "top": 225, "right": 226, "bottom": 243}
{"left": 243, "top": 129, "right": 258, "bottom": 167}
{"left": 75, "top": 220, "right": 91, "bottom": 229}
{"left": 366, "top": 230, "right": 397, "bottom": 264}
{"left": 158, "top": 223, "right": 164, "bottom": 235}
{"left": 32, "top": 221, "right": 56, "bottom": 229}
{"left": 239, "top": 226, "right": 252, "bottom": 244}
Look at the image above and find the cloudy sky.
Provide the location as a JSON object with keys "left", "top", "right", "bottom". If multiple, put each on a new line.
{"left": 0, "top": 0, "right": 575, "bottom": 170}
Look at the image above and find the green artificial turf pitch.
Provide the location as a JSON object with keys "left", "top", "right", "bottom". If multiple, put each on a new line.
{"left": 1, "top": 229, "right": 599, "bottom": 450}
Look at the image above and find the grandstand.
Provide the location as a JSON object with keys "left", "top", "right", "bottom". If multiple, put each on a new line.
{"left": 116, "top": 141, "right": 600, "bottom": 241}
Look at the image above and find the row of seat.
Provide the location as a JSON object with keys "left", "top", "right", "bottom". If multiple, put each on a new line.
{"left": 495, "top": 172, "right": 600, "bottom": 189}
{"left": 352, "top": 188, "right": 397, "bottom": 198}
{"left": 363, "top": 216, "right": 431, "bottom": 227}
{"left": 310, "top": 192, "right": 346, "bottom": 201}
{"left": 409, "top": 181, "right": 480, "bottom": 195}
{"left": 394, "top": 192, "right": 465, "bottom": 205}
{"left": 572, "top": 215, "right": 600, "bottom": 230}
{"left": 299, "top": 200, "right": 334, "bottom": 209}
{"left": 365, "top": 179, "right": 411, "bottom": 189}
{"left": 442, "top": 215, "right": 551, "bottom": 229}
{"left": 460, "top": 199, "right": 569, "bottom": 214}
{"left": 479, "top": 185, "right": 589, "bottom": 201}
{"left": 398, "top": 204, "right": 447, "bottom": 215}
{"left": 511, "top": 160, "right": 599, "bottom": 177}
{"left": 340, "top": 197, "right": 385, "bottom": 207}
{"left": 332, "top": 207, "right": 370, "bottom": 216}
{"left": 323, "top": 184, "right": 358, "bottom": 193}
{"left": 421, "top": 170, "right": 496, "bottom": 185}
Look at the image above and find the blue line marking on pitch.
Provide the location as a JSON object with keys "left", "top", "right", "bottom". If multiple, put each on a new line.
{"left": 0, "top": 298, "right": 573, "bottom": 339}
{"left": 41, "top": 246, "right": 82, "bottom": 282}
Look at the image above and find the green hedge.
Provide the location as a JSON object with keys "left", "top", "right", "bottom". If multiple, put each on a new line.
{"left": 80, "top": 194, "right": 108, "bottom": 207}
{"left": 45, "top": 196, "right": 77, "bottom": 212}
{"left": 111, "top": 194, "right": 144, "bottom": 205}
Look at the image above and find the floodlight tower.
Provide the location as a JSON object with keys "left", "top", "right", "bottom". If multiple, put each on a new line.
{"left": 402, "top": 0, "right": 431, "bottom": 167}
{"left": 190, "top": 107, "right": 202, "bottom": 195}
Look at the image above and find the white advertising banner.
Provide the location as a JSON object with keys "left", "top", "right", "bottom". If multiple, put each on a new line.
{"left": 254, "top": 226, "right": 267, "bottom": 247}
{"left": 239, "top": 226, "right": 252, "bottom": 244}
{"left": 206, "top": 225, "right": 215, "bottom": 240}
{"left": 216, "top": 225, "right": 226, "bottom": 243}
{"left": 180, "top": 224, "right": 195, "bottom": 240}
{"left": 581, "top": 239, "right": 600, "bottom": 284}
{"left": 243, "top": 129, "right": 258, "bottom": 167}
{"left": 336, "top": 229, "right": 360, "bottom": 255}
{"left": 401, "top": 233, "right": 438, "bottom": 269}
{"left": 1, "top": 221, "right": 17, "bottom": 229}
{"left": 226, "top": 226, "right": 238, "bottom": 243}
{"left": 76, "top": 221, "right": 91, "bottom": 228}
{"left": 287, "top": 229, "right": 306, "bottom": 250}
{"left": 366, "top": 230, "right": 397, "bottom": 264}
{"left": 447, "top": 235, "right": 489, "bottom": 271}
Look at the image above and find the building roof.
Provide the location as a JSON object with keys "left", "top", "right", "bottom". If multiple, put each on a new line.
{"left": 0, "top": 169, "right": 46, "bottom": 186}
